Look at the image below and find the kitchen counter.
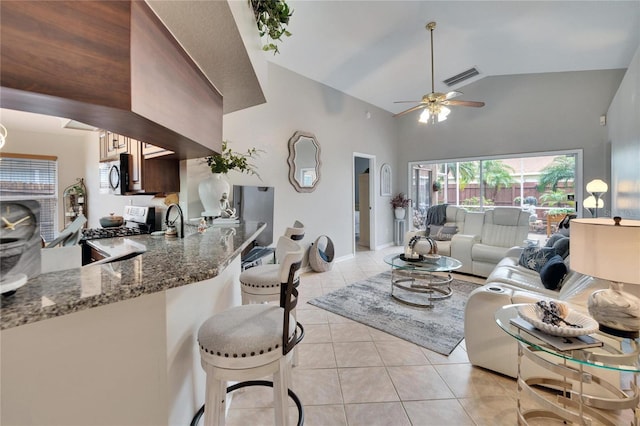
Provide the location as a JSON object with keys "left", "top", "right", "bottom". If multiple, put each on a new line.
{"left": 0, "top": 221, "right": 265, "bottom": 330}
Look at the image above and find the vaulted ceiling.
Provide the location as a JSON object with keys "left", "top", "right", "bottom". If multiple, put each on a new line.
{"left": 265, "top": 1, "right": 639, "bottom": 115}
{"left": 2, "top": 1, "right": 639, "bottom": 133}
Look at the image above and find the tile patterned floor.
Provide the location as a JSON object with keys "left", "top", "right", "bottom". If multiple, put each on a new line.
{"left": 224, "top": 246, "right": 522, "bottom": 425}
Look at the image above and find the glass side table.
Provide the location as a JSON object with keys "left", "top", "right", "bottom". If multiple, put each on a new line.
{"left": 495, "top": 304, "right": 640, "bottom": 425}
{"left": 383, "top": 253, "right": 462, "bottom": 308}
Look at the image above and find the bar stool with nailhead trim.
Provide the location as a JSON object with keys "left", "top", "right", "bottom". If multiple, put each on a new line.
{"left": 192, "top": 236, "right": 305, "bottom": 426}
{"left": 284, "top": 220, "right": 305, "bottom": 241}
{"left": 240, "top": 221, "right": 305, "bottom": 305}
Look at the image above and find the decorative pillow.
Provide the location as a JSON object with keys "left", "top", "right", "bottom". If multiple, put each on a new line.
{"left": 319, "top": 250, "right": 329, "bottom": 262}
{"left": 428, "top": 225, "right": 458, "bottom": 241}
{"left": 545, "top": 233, "right": 564, "bottom": 248}
{"left": 518, "top": 246, "right": 557, "bottom": 272}
{"left": 540, "top": 255, "right": 568, "bottom": 290}
{"left": 551, "top": 236, "right": 570, "bottom": 259}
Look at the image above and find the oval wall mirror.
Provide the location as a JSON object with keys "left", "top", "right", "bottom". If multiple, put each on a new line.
{"left": 287, "top": 131, "right": 321, "bottom": 193}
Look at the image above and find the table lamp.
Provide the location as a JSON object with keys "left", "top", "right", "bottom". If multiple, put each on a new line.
{"left": 571, "top": 217, "right": 640, "bottom": 338}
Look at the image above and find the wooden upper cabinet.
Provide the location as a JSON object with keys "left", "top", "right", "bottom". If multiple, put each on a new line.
{"left": 99, "top": 130, "right": 128, "bottom": 162}
{"left": 141, "top": 142, "right": 175, "bottom": 159}
{"left": 0, "top": 0, "right": 222, "bottom": 159}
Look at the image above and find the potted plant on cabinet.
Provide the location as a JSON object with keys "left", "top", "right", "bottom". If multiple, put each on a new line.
{"left": 391, "top": 193, "right": 411, "bottom": 220}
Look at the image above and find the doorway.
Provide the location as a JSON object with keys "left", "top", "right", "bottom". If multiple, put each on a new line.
{"left": 353, "top": 153, "right": 375, "bottom": 253}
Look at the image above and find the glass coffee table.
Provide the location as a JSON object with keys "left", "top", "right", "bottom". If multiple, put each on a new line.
{"left": 383, "top": 253, "right": 462, "bottom": 308}
{"left": 495, "top": 304, "right": 640, "bottom": 425}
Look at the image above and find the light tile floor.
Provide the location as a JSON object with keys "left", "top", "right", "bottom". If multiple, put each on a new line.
{"left": 224, "top": 246, "right": 522, "bottom": 425}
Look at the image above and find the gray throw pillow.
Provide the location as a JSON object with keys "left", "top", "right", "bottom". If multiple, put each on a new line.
{"left": 428, "top": 225, "right": 458, "bottom": 241}
{"left": 545, "top": 234, "right": 570, "bottom": 259}
{"left": 519, "top": 246, "right": 557, "bottom": 272}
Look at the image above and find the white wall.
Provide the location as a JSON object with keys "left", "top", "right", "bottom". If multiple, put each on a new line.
{"left": 608, "top": 46, "right": 640, "bottom": 219}
{"left": 185, "top": 63, "right": 399, "bottom": 258}
{"left": 396, "top": 69, "right": 626, "bottom": 211}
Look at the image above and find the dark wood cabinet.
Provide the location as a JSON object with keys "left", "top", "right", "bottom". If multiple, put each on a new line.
{"left": 142, "top": 158, "right": 180, "bottom": 194}
{"left": 1, "top": 0, "right": 222, "bottom": 160}
{"left": 99, "top": 130, "right": 178, "bottom": 194}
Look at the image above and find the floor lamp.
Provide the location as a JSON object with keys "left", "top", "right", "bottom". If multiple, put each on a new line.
{"left": 571, "top": 217, "right": 640, "bottom": 338}
{"left": 585, "top": 179, "right": 608, "bottom": 218}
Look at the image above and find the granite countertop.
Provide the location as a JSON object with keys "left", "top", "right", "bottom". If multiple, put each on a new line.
{"left": 0, "top": 221, "right": 266, "bottom": 330}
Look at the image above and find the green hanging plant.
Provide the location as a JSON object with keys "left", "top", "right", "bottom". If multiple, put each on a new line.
{"left": 248, "top": 0, "right": 293, "bottom": 55}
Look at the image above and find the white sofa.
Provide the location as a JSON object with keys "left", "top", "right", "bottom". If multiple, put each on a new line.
{"left": 406, "top": 206, "right": 531, "bottom": 278}
{"left": 463, "top": 246, "right": 640, "bottom": 400}
{"left": 463, "top": 247, "right": 610, "bottom": 377}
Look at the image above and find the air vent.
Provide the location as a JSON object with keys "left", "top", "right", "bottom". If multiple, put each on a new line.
{"left": 443, "top": 67, "right": 480, "bottom": 87}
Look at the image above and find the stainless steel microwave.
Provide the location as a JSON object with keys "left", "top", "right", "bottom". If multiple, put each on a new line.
{"left": 99, "top": 153, "right": 131, "bottom": 195}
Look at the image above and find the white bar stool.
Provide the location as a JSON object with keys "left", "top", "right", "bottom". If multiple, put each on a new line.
{"left": 285, "top": 220, "right": 305, "bottom": 241}
{"left": 240, "top": 221, "right": 305, "bottom": 305}
{"left": 192, "top": 237, "right": 305, "bottom": 426}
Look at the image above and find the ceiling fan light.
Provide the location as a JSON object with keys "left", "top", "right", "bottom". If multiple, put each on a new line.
{"left": 438, "top": 106, "right": 451, "bottom": 121}
{"left": 418, "top": 109, "right": 431, "bottom": 123}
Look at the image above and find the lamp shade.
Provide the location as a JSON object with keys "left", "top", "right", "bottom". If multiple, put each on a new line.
{"left": 571, "top": 218, "right": 640, "bottom": 285}
{"left": 582, "top": 195, "right": 603, "bottom": 209}
{"left": 586, "top": 179, "right": 608, "bottom": 194}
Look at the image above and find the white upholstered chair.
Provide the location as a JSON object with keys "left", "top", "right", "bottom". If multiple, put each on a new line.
{"left": 194, "top": 236, "right": 305, "bottom": 426}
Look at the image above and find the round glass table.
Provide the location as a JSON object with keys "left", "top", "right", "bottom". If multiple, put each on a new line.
{"left": 495, "top": 304, "right": 640, "bottom": 425}
{"left": 383, "top": 253, "right": 462, "bottom": 308}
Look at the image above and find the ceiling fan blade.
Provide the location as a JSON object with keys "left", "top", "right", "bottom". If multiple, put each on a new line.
{"left": 445, "top": 91, "right": 462, "bottom": 100}
{"left": 393, "top": 104, "right": 426, "bottom": 117}
{"left": 443, "top": 100, "right": 485, "bottom": 107}
{"left": 394, "top": 100, "right": 425, "bottom": 104}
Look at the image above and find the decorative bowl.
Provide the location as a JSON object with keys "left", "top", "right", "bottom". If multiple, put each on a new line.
{"left": 400, "top": 253, "right": 424, "bottom": 262}
{"left": 423, "top": 254, "right": 441, "bottom": 263}
{"left": 517, "top": 302, "right": 599, "bottom": 337}
{"left": 99, "top": 214, "right": 124, "bottom": 228}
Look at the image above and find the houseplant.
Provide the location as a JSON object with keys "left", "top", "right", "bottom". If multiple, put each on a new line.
{"left": 199, "top": 141, "right": 261, "bottom": 217}
{"left": 204, "top": 140, "right": 261, "bottom": 177}
{"left": 391, "top": 193, "right": 411, "bottom": 220}
{"left": 248, "top": 0, "right": 293, "bottom": 54}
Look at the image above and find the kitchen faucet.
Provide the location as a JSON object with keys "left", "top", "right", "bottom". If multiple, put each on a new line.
{"left": 165, "top": 203, "right": 184, "bottom": 238}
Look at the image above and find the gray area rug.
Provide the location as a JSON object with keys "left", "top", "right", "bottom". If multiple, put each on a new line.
{"left": 308, "top": 271, "right": 479, "bottom": 356}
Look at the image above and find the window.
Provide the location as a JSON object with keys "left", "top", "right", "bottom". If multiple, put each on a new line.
{"left": 409, "top": 150, "right": 581, "bottom": 230}
{"left": 0, "top": 153, "right": 58, "bottom": 241}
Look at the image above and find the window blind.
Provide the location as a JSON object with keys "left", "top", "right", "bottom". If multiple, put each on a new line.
{"left": 0, "top": 155, "right": 58, "bottom": 241}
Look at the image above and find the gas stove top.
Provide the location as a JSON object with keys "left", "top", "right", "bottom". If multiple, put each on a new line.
{"left": 81, "top": 206, "right": 156, "bottom": 241}
{"left": 81, "top": 227, "right": 145, "bottom": 240}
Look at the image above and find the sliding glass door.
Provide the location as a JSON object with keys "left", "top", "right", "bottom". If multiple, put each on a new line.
{"left": 410, "top": 151, "right": 579, "bottom": 231}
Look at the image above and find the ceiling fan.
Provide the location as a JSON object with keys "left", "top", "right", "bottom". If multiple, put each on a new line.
{"left": 393, "top": 21, "right": 484, "bottom": 124}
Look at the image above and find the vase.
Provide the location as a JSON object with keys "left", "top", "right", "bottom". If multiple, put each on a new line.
{"left": 394, "top": 207, "right": 406, "bottom": 220}
{"left": 198, "top": 173, "right": 230, "bottom": 217}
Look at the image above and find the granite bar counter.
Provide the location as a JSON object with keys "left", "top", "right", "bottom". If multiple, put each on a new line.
{"left": 1, "top": 221, "right": 266, "bottom": 426}
{"left": 0, "top": 221, "right": 265, "bottom": 330}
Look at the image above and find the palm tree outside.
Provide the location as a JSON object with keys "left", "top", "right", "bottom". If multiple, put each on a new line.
{"left": 481, "top": 160, "right": 515, "bottom": 202}
{"left": 537, "top": 156, "right": 575, "bottom": 192}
